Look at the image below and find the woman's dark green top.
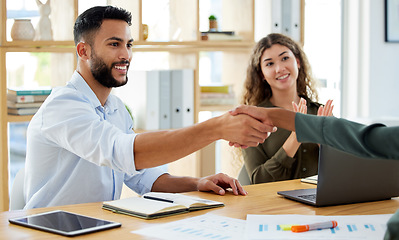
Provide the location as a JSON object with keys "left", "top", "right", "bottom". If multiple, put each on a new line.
{"left": 242, "top": 96, "right": 321, "bottom": 184}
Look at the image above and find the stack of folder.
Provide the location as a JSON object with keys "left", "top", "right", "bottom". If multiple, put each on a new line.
{"left": 117, "top": 69, "right": 194, "bottom": 130}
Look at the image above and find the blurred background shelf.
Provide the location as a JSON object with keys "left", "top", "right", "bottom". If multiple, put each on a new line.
{"left": 0, "top": 0, "right": 292, "bottom": 211}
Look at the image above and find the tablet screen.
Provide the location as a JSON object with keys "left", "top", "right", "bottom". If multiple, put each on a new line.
{"left": 9, "top": 210, "right": 121, "bottom": 236}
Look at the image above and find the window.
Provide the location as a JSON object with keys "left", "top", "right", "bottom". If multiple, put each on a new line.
{"left": 303, "top": 0, "right": 342, "bottom": 116}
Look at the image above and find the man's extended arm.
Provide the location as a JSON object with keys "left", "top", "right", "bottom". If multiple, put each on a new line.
{"left": 134, "top": 112, "right": 273, "bottom": 170}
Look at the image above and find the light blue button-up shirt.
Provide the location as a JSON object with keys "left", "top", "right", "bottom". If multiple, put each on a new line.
{"left": 24, "top": 71, "right": 166, "bottom": 209}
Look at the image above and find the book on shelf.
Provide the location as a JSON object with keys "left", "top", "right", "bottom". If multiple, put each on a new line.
{"left": 200, "top": 84, "right": 233, "bottom": 94}
{"left": 102, "top": 192, "right": 224, "bottom": 220}
{"left": 200, "top": 92, "right": 236, "bottom": 106}
{"left": 7, "top": 107, "right": 40, "bottom": 116}
{"left": 7, "top": 87, "right": 52, "bottom": 96}
{"left": 202, "top": 31, "right": 235, "bottom": 35}
{"left": 201, "top": 31, "right": 242, "bottom": 41}
{"left": 7, "top": 94, "right": 49, "bottom": 103}
{"left": 7, "top": 101, "right": 43, "bottom": 109}
{"left": 200, "top": 84, "right": 236, "bottom": 106}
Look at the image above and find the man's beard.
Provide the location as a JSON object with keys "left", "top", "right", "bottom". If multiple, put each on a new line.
{"left": 90, "top": 50, "right": 129, "bottom": 88}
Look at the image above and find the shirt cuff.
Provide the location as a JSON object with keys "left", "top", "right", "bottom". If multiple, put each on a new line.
{"left": 275, "top": 147, "right": 296, "bottom": 168}
{"left": 296, "top": 113, "right": 325, "bottom": 144}
{"left": 114, "top": 133, "right": 137, "bottom": 175}
{"left": 124, "top": 166, "right": 167, "bottom": 195}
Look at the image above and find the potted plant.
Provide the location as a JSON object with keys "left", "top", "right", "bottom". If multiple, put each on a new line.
{"left": 208, "top": 15, "right": 218, "bottom": 32}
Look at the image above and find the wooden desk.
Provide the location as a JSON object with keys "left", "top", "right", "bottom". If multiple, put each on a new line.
{"left": 2, "top": 180, "right": 399, "bottom": 239}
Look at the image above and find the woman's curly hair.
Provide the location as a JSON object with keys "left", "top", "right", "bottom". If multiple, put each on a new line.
{"left": 241, "top": 33, "right": 319, "bottom": 106}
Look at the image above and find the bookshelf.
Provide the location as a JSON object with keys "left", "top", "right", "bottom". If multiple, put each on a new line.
{"left": 0, "top": 0, "right": 273, "bottom": 211}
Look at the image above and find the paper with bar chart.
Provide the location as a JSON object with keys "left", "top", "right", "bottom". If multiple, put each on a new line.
{"left": 132, "top": 213, "right": 245, "bottom": 240}
{"left": 246, "top": 214, "right": 392, "bottom": 239}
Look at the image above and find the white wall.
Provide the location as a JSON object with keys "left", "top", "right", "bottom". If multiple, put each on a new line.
{"left": 369, "top": 0, "right": 399, "bottom": 120}
{"left": 342, "top": 0, "right": 399, "bottom": 125}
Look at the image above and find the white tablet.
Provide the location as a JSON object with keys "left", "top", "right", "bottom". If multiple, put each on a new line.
{"left": 9, "top": 210, "right": 121, "bottom": 237}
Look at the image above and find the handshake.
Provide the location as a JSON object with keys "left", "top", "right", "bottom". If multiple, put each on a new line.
{"left": 225, "top": 99, "right": 333, "bottom": 148}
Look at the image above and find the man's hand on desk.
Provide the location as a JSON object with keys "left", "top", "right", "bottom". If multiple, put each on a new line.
{"left": 197, "top": 173, "right": 248, "bottom": 196}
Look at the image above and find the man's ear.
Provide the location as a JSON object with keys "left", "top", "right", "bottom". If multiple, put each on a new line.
{"left": 76, "top": 42, "right": 90, "bottom": 60}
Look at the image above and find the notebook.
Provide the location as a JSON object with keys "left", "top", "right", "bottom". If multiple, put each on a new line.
{"left": 300, "top": 175, "right": 318, "bottom": 185}
{"left": 103, "top": 192, "right": 224, "bottom": 219}
{"left": 278, "top": 145, "right": 399, "bottom": 206}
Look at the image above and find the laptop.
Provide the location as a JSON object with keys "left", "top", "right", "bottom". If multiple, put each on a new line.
{"left": 278, "top": 144, "right": 399, "bottom": 206}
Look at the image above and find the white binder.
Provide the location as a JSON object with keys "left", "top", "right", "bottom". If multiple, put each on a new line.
{"left": 121, "top": 70, "right": 172, "bottom": 130}
{"left": 271, "top": 0, "right": 301, "bottom": 43}
{"left": 159, "top": 70, "right": 171, "bottom": 129}
{"left": 271, "top": 0, "right": 283, "bottom": 33}
{"left": 129, "top": 70, "right": 161, "bottom": 130}
{"left": 288, "top": 0, "right": 301, "bottom": 42}
{"left": 171, "top": 69, "right": 194, "bottom": 129}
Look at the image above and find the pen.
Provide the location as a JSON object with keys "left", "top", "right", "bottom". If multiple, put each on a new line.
{"left": 291, "top": 220, "right": 338, "bottom": 233}
{"left": 143, "top": 196, "right": 174, "bottom": 203}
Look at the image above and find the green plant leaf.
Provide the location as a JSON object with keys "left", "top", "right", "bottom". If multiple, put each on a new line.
{"left": 208, "top": 15, "right": 217, "bottom": 20}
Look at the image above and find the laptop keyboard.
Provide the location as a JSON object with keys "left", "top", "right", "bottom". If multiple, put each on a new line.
{"left": 298, "top": 194, "right": 316, "bottom": 202}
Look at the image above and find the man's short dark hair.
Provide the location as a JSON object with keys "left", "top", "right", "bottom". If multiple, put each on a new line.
{"left": 73, "top": 6, "right": 132, "bottom": 46}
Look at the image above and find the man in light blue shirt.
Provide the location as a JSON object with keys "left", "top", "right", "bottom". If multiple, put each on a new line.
{"left": 24, "top": 6, "right": 271, "bottom": 209}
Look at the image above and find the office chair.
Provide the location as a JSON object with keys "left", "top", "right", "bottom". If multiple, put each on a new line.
{"left": 10, "top": 167, "right": 25, "bottom": 210}
{"left": 237, "top": 165, "right": 251, "bottom": 186}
